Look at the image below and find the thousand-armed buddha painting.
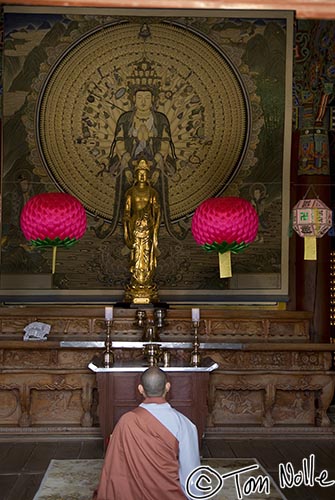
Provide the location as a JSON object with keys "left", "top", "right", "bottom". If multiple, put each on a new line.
{"left": 0, "top": 6, "right": 293, "bottom": 303}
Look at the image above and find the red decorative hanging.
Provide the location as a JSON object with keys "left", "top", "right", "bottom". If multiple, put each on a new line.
{"left": 192, "top": 196, "right": 258, "bottom": 277}
{"left": 20, "top": 192, "right": 87, "bottom": 273}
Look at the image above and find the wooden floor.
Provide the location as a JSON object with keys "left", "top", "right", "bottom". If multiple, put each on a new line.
{"left": 0, "top": 436, "right": 335, "bottom": 499}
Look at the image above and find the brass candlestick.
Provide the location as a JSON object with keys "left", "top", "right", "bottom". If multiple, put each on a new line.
{"left": 143, "top": 343, "right": 162, "bottom": 366}
{"left": 135, "top": 309, "right": 164, "bottom": 342}
{"left": 135, "top": 309, "right": 147, "bottom": 328}
{"left": 190, "top": 320, "right": 201, "bottom": 367}
{"left": 103, "top": 319, "right": 114, "bottom": 368}
{"left": 154, "top": 308, "right": 166, "bottom": 328}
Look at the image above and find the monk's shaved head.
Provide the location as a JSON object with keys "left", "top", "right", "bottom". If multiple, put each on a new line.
{"left": 140, "top": 367, "right": 167, "bottom": 397}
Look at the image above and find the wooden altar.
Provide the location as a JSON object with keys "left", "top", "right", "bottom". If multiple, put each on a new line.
{"left": 0, "top": 306, "right": 334, "bottom": 438}
{"left": 92, "top": 366, "right": 213, "bottom": 444}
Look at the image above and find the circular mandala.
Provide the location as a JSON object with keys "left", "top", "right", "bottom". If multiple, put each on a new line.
{"left": 37, "top": 21, "right": 250, "bottom": 222}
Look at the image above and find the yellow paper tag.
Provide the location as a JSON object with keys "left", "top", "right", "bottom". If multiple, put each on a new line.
{"left": 304, "top": 237, "right": 317, "bottom": 260}
{"left": 219, "top": 251, "right": 232, "bottom": 278}
{"left": 52, "top": 246, "right": 57, "bottom": 274}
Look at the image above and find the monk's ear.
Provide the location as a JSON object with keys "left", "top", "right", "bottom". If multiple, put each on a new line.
{"left": 165, "top": 381, "right": 171, "bottom": 394}
{"left": 138, "top": 383, "right": 145, "bottom": 395}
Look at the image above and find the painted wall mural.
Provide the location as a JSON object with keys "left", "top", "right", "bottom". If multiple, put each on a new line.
{"left": 0, "top": 7, "right": 293, "bottom": 302}
{"left": 293, "top": 20, "right": 335, "bottom": 176}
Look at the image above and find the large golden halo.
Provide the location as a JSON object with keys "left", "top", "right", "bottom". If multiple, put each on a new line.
{"left": 37, "top": 21, "right": 250, "bottom": 222}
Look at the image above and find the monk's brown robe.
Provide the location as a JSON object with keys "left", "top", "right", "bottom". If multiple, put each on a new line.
{"left": 93, "top": 399, "right": 187, "bottom": 500}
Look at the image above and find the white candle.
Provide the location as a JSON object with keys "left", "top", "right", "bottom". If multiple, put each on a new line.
{"left": 192, "top": 308, "right": 200, "bottom": 322}
{"left": 105, "top": 306, "right": 113, "bottom": 321}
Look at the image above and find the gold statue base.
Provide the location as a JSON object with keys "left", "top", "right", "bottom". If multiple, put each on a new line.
{"left": 124, "top": 283, "right": 159, "bottom": 305}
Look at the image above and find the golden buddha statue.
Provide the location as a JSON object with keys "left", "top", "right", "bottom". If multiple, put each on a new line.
{"left": 123, "top": 159, "right": 161, "bottom": 303}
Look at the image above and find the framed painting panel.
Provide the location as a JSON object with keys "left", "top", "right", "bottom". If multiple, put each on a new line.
{"left": 0, "top": 6, "right": 293, "bottom": 303}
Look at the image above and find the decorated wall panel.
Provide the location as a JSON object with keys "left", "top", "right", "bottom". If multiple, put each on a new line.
{"left": 0, "top": 7, "right": 293, "bottom": 302}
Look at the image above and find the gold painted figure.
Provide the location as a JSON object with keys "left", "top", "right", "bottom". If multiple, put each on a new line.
{"left": 110, "top": 88, "right": 176, "bottom": 183}
{"left": 123, "top": 159, "right": 161, "bottom": 303}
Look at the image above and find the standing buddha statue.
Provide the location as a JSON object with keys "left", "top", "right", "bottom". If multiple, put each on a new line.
{"left": 123, "top": 159, "right": 161, "bottom": 303}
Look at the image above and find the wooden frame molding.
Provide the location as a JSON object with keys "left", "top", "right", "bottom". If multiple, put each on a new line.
{"left": 3, "top": 0, "right": 335, "bottom": 20}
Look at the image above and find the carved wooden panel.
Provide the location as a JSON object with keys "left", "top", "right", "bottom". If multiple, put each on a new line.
{"left": 0, "top": 371, "right": 97, "bottom": 429}
{"left": 30, "top": 389, "right": 84, "bottom": 425}
{"left": 271, "top": 390, "right": 315, "bottom": 425}
{"left": 209, "top": 350, "right": 333, "bottom": 371}
{"left": 211, "top": 389, "right": 264, "bottom": 425}
{"left": 208, "top": 372, "right": 335, "bottom": 428}
{"left": 0, "top": 306, "right": 312, "bottom": 343}
{"left": 0, "top": 389, "right": 20, "bottom": 424}
{"left": 209, "top": 319, "right": 265, "bottom": 339}
{"left": 3, "top": 349, "right": 58, "bottom": 368}
{"left": 268, "top": 320, "right": 310, "bottom": 341}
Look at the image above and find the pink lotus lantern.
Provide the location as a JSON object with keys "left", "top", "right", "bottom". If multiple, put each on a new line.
{"left": 292, "top": 198, "right": 332, "bottom": 260}
{"left": 192, "top": 197, "right": 259, "bottom": 278}
{"left": 20, "top": 192, "right": 87, "bottom": 273}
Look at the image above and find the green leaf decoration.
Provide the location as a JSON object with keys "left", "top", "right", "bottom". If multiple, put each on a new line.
{"left": 202, "top": 241, "right": 250, "bottom": 254}
{"left": 29, "top": 237, "right": 78, "bottom": 249}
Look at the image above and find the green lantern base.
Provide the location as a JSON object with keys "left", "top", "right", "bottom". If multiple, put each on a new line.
{"left": 29, "top": 236, "right": 79, "bottom": 248}
{"left": 29, "top": 237, "right": 80, "bottom": 274}
{"left": 201, "top": 240, "right": 250, "bottom": 254}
